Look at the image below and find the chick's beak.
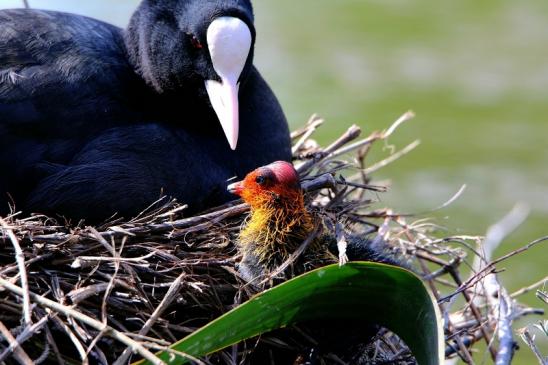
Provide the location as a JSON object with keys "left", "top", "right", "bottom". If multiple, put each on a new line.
{"left": 227, "top": 181, "right": 243, "bottom": 196}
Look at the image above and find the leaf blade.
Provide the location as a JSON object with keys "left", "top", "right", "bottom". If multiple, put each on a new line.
{"left": 137, "top": 262, "right": 443, "bottom": 365}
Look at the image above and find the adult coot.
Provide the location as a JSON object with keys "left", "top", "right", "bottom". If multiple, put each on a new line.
{"left": 0, "top": 0, "right": 291, "bottom": 221}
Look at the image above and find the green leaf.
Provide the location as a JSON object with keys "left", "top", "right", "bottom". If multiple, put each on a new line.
{"left": 136, "top": 262, "right": 444, "bottom": 365}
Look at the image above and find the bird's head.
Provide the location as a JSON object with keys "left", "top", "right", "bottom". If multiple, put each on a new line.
{"left": 126, "top": 0, "right": 256, "bottom": 150}
{"left": 228, "top": 161, "right": 315, "bottom": 267}
{"left": 228, "top": 161, "right": 302, "bottom": 210}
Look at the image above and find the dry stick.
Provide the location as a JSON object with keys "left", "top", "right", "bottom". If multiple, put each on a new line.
{"left": 0, "top": 320, "right": 34, "bottom": 365}
{"left": 32, "top": 203, "right": 250, "bottom": 244}
{"left": 440, "top": 207, "right": 532, "bottom": 364}
{"left": 51, "top": 315, "right": 89, "bottom": 365}
{"left": 518, "top": 328, "right": 547, "bottom": 365}
{"left": 479, "top": 204, "right": 530, "bottom": 365}
{"left": 412, "top": 238, "right": 472, "bottom": 362}
{"left": 0, "top": 253, "right": 53, "bottom": 276}
{"left": 417, "top": 259, "right": 475, "bottom": 364}
{"left": 0, "top": 218, "right": 32, "bottom": 325}
{"left": 414, "top": 251, "right": 496, "bottom": 359}
{"left": 537, "top": 288, "right": 548, "bottom": 304}
{"left": 292, "top": 117, "right": 324, "bottom": 154}
{"left": 291, "top": 114, "right": 323, "bottom": 140}
{"left": 139, "top": 346, "right": 208, "bottom": 365}
{"left": 44, "top": 324, "right": 65, "bottom": 365}
{"left": 438, "top": 234, "right": 548, "bottom": 304}
{"left": 511, "top": 276, "right": 548, "bottom": 298}
{"left": 258, "top": 222, "right": 322, "bottom": 286}
{"left": 448, "top": 266, "right": 498, "bottom": 360}
{"left": 328, "top": 110, "right": 415, "bottom": 161}
{"left": 84, "top": 236, "right": 125, "bottom": 362}
{"left": 114, "top": 272, "right": 188, "bottom": 365}
{"left": 296, "top": 124, "right": 362, "bottom": 174}
{"left": 0, "top": 278, "right": 164, "bottom": 365}
{"left": 362, "top": 140, "right": 420, "bottom": 175}
{"left": 0, "top": 315, "right": 49, "bottom": 362}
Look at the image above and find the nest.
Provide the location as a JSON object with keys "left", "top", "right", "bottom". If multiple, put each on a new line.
{"left": 0, "top": 112, "right": 545, "bottom": 364}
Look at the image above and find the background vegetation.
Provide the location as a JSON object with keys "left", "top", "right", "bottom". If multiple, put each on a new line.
{"left": 2, "top": 1, "right": 546, "bottom": 363}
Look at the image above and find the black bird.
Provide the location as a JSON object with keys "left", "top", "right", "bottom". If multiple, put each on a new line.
{"left": 0, "top": 0, "right": 291, "bottom": 222}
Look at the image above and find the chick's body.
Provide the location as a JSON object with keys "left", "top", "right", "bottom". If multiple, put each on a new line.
{"left": 228, "top": 161, "right": 400, "bottom": 285}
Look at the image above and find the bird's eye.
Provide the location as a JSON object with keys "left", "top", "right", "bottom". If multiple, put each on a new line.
{"left": 188, "top": 34, "right": 203, "bottom": 49}
{"left": 255, "top": 175, "right": 266, "bottom": 185}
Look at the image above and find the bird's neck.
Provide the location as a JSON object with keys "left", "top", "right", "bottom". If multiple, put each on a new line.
{"left": 239, "top": 192, "right": 315, "bottom": 264}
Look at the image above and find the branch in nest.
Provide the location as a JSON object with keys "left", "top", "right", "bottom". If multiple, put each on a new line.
{"left": 0, "top": 278, "right": 165, "bottom": 365}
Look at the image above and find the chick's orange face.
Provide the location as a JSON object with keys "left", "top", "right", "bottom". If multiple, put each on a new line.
{"left": 228, "top": 161, "right": 301, "bottom": 207}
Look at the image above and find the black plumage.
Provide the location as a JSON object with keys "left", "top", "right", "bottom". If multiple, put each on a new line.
{"left": 0, "top": 0, "right": 291, "bottom": 221}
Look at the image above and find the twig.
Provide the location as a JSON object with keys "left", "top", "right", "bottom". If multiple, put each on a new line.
{"left": 481, "top": 205, "right": 529, "bottom": 365}
{"left": 511, "top": 276, "right": 548, "bottom": 298}
{"left": 302, "top": 173, "right": 337, "bottom": 192}
{"left": 440, "top": 234, "right": 548, "bottom": 303}
{"left": 51, "top": 315, "right": 89, "bottom": 365}
{"left": 259, "top": 222, "right": 322, "bottom": 286}
{"left": 447, "top": 266, "right": 497, "bottom": 360}
{"left": 518, "top": 328, "right": 547, "bottom": 365}
{"left": 0, "top": 315, "right": 49, "bottom": 362}
{"left": 0, "top": 320, "right": 33, "bottom": 365}
{"left": 0, "top": 278, "right": 165, "bottom": 365}
{"left": 362, "top": 140, "right": 421, "bottom": 175}
{"left": 328, "top": 111, "right": 415, "bottom": 161}
{"left": 383, "top": 111, "right": 415, "bottom": 138}
{"left": 290, "top": 114, "right": 323, "bottom": 139}
{"left": 44, "top": 324, "right": 65, "bottom": 365}
{"left": 32, "top": 203, "right": 250, "bottom": 244}
{"left": 296, "top": 124, "right": 362, "bottom": 174}
{"left": 0, "top": 218, "right": 32, "bottom": 325}
{"left": 114, "top": 272, "right": 187, "bottom": 365}
{"left": 292, "top": 116, "right": 324, "bottom": 154}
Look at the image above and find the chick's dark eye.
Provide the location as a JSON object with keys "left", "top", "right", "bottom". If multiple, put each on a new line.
{"left": 188, "top": 34, "right": 203, "bottom": 49}
{"left": 255, "top": 175, "right": 266, "bottom": 185}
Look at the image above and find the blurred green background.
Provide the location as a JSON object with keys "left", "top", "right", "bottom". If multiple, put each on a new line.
{"left": 2, "top": 1, "right": 546, "bottom": 363}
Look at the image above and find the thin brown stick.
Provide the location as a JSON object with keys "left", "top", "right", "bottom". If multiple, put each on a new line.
{"left": 362, "top": 140, "right": 420, "bottom": 175}
{"left": 114, "top": 272, "right": 187, "bottom": 365}
{"left": 518, "top": 328, "right": 547, "bottom": 365}
{"left": 0, "top": 315, "right": 49, "bottom": 362}
{"left": 259, "top": 221, "right": 322, "bottom": 286}
{"left": 51, "top": 315, "right": 89, "bottom": 365}
{"left": 0, "top": 320, "right": 33, "bottom": 365}
{"left": 0, "top": 278, "right": 164, "bottom": 365}
{"left": 292, "top": 116, "right": 324, "bottom": 154}
{"left": 0, "top": 218, "right": 32, "bottom": 325}
{"left": 296, "top": 124, "right": 362, "bottom": 174}
{"left": 480, "top": 205, "right": 530, "bottom": 365}
{"left": 44, "top": 324, "right": 65, "bottom": 365}
{"left": 511, "top": 276, "right": 548, "bottom": 298}
{"left": 439, "top": 235, "right": 548, "bottom": 303}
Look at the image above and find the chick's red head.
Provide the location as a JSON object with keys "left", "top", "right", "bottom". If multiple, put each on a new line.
{"left": 227, "top": 161, "right": 301, "bottom": 208}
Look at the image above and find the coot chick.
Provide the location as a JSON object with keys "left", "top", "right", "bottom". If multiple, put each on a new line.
{"left": 227, "top": 161, "right": 401, "bottom": 285}
{"left": 0, "top": 0, "right": 290, "bottom": 222}
{"left": 228, "top": 161, "right": 406, "bottom": 364}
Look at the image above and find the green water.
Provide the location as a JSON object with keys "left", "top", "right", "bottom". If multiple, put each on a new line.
{"left": 2, "top": 1, "right": 546, "bottom": 363}
{"left": 253, "top": 2, "right": 548, "bottom": 363}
